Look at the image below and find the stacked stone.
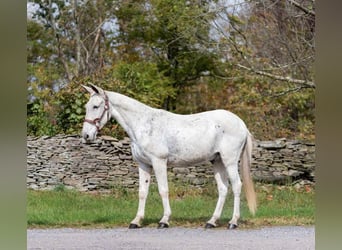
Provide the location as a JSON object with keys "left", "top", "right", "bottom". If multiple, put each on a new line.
{"left": 27, "top": 135, "right": 315, "bottom": 192}
{"left": 27, "top": 135, "right": 139, "bottom": 191}
{"left": 251, "top": 139, "right": 315, "bottom": 186}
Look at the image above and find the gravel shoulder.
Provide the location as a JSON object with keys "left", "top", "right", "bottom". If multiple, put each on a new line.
{"left": 27, "top": 226, "right": 314, "bottom": 250}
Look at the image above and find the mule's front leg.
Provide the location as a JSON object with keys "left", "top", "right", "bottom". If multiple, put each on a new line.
{"left": 153, "top": 159, "right": 171, "bottom": 228}
{"left": 129, "top": 163, "right": 152, "bottom": 229}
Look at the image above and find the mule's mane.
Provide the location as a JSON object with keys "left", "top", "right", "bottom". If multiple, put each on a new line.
{"left": 106, "top": 91, "right": 155, "bottom": 114}
{"left": 104, "top": 90, "right": 162, "bottom": 141}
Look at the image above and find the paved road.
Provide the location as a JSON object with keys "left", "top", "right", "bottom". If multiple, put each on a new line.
{"left": 27, "top": 226, "right": 314, "bottom": 250}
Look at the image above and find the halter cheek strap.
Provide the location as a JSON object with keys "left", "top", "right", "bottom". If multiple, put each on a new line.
{"left": 84, "top": 94, "right": 110, "bottom": 131}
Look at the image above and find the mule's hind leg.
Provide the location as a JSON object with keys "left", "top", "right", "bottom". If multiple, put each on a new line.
{"left": 224, "top": 160, "right": 242, "bottom": 229}
{"left": 129, "top": 163, "right": 152, "bottom": 229}
{"left": 206, "top": 158, "right": 228, "bottom": 228}
{"left": 152, "top": 158, "right": 171, "bottom": 228}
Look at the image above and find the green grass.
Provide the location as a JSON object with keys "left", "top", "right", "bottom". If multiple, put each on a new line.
{"left": 27, "top": 183, "right": 314, "bottom": 229}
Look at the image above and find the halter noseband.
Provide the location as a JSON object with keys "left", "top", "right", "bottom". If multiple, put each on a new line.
{"left": 84, "top": 94, "right": 110, "bottom": 131}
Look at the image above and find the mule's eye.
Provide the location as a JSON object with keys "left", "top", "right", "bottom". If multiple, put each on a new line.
{"left": 93, "top": 105, "right": 99, "bottom": 109}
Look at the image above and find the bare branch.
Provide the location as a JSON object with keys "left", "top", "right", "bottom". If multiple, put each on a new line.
{"left": 287, "top": 0, "right": 315, "bottom": 17}
{"left": 237, "top": 64, "right": 315, "bottom": 89}
{"left": 270, "top": 86, "right": 306, "bottom": 97}
{"left": 82, "top": 19, "right": 107, "bottom": 43}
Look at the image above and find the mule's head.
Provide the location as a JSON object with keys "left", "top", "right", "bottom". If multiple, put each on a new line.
{"left": 81, "top": 84, "right": 110, "bottom": 142}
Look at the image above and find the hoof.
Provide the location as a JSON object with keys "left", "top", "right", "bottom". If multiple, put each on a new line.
{"left": 228, "top": 223, "right": 238, "bottom": 230}
{"left": 158, "top": 222, "right": 169, "bottom": 229}
{"left": 129, "top": 223, "right": 141, "bottom": 229}
{"left": 205, "top": 223, "right": 216, "bottom": 229}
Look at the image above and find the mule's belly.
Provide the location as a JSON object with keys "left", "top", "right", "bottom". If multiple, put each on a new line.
{"left": 165, "top": 132, "right": 218, "bottom": 166}
{"left": 132, "top": 139, "right": 217, "bottom": 166}
{"left": 167, "top": 151, "right": 216, "bottom": 166}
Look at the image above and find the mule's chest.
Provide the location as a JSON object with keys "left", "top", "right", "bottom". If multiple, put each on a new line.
{"left": 130, "top": 142, "right": 152, "bottom": 165}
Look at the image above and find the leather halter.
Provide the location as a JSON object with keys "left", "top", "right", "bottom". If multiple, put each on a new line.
{"left": 84, "top": 94, "right": 110, "bottom": 131}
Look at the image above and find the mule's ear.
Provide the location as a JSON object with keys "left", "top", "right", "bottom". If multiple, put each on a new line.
{"left": 89, "top": 83, "right": 105, "bottom": 96}
{"left": 82, "top": 85, "right": 96, "bottom": 95}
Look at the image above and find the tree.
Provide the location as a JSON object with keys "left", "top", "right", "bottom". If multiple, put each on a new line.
{"left": 210, "top": 0, "right": 315, "bottom": 92}
{"left": 113, "top": 0, "right": 219, "bottom": 109}
{"left": 28, "top": 0, "right": 117, "bottom": 81}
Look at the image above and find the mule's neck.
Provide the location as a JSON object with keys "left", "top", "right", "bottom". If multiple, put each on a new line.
{"left": 105, "top": 91, "right": 154, "bottom": 140}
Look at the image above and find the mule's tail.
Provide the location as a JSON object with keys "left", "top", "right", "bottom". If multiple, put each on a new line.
{"left": 241, "top": 131, "right": 257, "bottom": 215}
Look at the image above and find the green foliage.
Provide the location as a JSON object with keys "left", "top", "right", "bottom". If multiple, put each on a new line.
{"left": 27, "top": 101, "right": 57, "bottom": 136}
{"left": 27, "top": 81, "right": 88, "bottom": 136}
{"left": 112, "top": 61, "right": 176, "bottom": 107}
{"left": 27, "top": 20, "right": 54, "bottom": 64}
{"left": 54, "top": 84, "right": 88, "bottom": 134}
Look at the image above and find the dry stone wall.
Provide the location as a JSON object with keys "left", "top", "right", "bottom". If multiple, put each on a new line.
{"left": 27, "top": 135, "right": 315, "bottom": 192}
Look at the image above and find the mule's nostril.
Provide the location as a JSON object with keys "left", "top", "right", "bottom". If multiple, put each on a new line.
{"left": 86, "top": 134, "right": 89, "bottom": 139}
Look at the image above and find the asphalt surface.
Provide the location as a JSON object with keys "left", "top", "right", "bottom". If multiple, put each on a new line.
{"left": 27, "top": 226, "right": 314, "bottom": 250}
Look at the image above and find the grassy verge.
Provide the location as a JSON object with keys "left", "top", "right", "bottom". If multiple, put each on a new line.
{"left": 27, "top": 183, "right": 314, "bottom": 229}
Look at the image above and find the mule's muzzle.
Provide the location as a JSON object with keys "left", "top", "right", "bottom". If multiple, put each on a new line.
{"left": 81, "top": 128, "right": 97, "bottom": 143}
{"left": 81, "top": 133, "right": 90, "bottom": 144}
{"left": 82, "top": 133, "right": 90, "bottom": 141}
